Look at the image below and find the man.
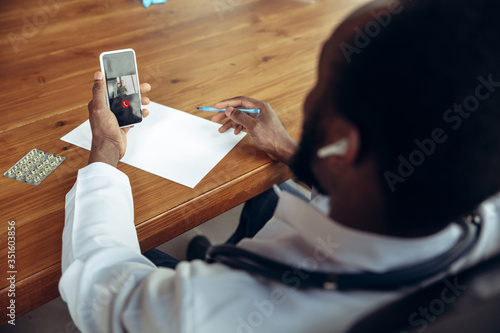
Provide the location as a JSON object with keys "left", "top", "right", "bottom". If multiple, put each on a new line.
{"left": 59, "top": 0, "right": 500, "bottom": 332}
{"left": 116, "top": 79, "right": 128, "bottom": 97}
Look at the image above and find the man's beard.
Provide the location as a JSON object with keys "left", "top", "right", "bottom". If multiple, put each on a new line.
{"left": 289, "top": 116, "right": 328, "bottom": 195}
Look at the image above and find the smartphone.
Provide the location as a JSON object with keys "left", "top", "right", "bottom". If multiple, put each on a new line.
{"left": 99, "top": 49, "right": 142, "bottom": 127}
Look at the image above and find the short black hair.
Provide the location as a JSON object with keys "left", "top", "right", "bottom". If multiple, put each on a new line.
{"left": 334, "top": 0, "right": 500, "bottom": 231}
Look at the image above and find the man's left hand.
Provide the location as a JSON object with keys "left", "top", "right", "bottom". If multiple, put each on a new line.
{"left": 87, "top": 71, "right": 151, "bottom": 167}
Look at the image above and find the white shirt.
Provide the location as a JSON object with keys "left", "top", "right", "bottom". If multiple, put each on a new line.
{"left": 59, "top": 162, "right": 500, "bottom": 333}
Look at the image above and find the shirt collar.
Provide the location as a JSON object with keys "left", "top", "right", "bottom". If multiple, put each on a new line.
{"left": 239, "top": 191, "right": 461, "bottom": 274}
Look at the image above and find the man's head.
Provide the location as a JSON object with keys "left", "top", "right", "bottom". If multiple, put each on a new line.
{"left": 291, "top": 0, "right": 500, "bottom": 235}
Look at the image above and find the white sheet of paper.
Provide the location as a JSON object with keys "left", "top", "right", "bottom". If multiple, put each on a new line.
{"left": 61, "top": 102, "right": 246, "bottom": 188}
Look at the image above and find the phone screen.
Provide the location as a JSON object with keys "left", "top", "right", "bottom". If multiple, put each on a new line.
{"left": 100, "top": 49, "right": 142, "bottom": 127}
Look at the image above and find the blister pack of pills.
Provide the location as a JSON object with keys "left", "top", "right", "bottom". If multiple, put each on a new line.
{"left": 3, "top": 149, "right": 66, "bottom": 186}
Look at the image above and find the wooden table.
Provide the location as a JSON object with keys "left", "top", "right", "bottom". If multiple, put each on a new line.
{"left": 0, "top": 0, "right": 368, "bottom": 324}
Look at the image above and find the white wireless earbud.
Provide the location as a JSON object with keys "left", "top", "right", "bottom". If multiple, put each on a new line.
{"left": 316, "top": 138, "right": 349, "bottom": 158}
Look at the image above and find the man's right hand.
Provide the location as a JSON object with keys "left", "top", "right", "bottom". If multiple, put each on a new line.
{"left": 211, "top": 96, "right": 298, "bottom": 165}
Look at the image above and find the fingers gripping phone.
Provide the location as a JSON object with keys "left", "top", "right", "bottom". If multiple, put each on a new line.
{"left": 99, "top": 49, "right": 143, "bottom": 127}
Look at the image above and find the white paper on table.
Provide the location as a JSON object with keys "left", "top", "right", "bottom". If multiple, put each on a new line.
{"left": 61, "top": 101, "right": 246, "bottom": 188}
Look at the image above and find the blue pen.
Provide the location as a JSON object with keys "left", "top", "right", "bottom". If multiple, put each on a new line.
{"left": 197, "top": 106, "right": 261, "bottom": 114}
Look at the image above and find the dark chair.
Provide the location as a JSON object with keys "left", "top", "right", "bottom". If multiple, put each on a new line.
{"left": 347, "top": 252, "right": 500, "bottom": 333}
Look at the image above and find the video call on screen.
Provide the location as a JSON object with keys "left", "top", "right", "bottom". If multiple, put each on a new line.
{"left": 102, "top": 51, "right": 142, "bottom": 127}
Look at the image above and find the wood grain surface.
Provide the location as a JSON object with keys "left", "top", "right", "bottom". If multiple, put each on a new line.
{"left": 0, "top": 0, "right": 369, "bottom": 324}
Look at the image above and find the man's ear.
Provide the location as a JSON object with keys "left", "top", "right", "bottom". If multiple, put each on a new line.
{"left": 316, "top": 120, "right": 360, "bottom": 163}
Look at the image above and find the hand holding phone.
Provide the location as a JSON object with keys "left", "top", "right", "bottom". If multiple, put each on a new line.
{"left": 87, "top": 71, "right": 151, "bottom": 167}
{"left": 99, "top": 49, "right": 143, "bottom": 127}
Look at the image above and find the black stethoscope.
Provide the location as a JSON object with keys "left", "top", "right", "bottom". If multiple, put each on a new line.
{"left": 205, "top": 212, "right": 482, "bottom": 291}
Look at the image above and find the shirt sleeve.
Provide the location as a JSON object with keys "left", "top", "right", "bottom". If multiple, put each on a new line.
{"left": 58, "top": 162, "right": 264, "bottom": 333}
{"left": 59, "top": 162, "right": 162, "bottom": 332}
